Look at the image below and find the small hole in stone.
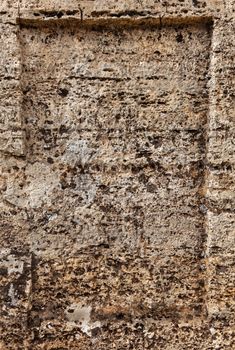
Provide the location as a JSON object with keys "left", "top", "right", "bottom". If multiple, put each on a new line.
{"left": 176, "top": 33, "right": 183, "bottom": 43}
{"left": 58, "top": 88, "right": 69, "bottom": 97}
{"left": 57, "top": 11, "right": 64, "bottom": 18}
{"left": 67, "top": 309, "right": 75, "bottom": 313}
{"left": 116, "top": 313, "right": 124, "bottom": 320}
{"left": 47, "top": 157, "right": 54, "bottom": 164}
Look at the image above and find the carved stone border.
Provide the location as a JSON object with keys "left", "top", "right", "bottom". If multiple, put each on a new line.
{"left": 17, "top": 11, "right": 213, "bottom": 316}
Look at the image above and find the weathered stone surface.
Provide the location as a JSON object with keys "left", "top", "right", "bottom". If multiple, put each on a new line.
{"left": 0, "top": 1, "right": 234, "bottom": 349}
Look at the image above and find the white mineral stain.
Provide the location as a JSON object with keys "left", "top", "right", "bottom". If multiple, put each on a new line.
{"left": 66, "top": 303, "right": 101, "bottom": 336}
{"left": 64, "top": 138, "right": 96, "bottom": 168}
{"left": 8, "top": 284, "right": 18, "bottom": 306}
{"left": 6, "top": 255, "right": 24, "bottom": 275}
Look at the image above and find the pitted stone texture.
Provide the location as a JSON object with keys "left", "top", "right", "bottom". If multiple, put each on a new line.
{"left": 0, "top": 24, "right": 25, "bottom": 156}
{"left": 20, "top": 24, "right": 211, "bottom": 260}
{"left": 18, "top": 0, "right": 224, "bottom": 18}
{"left": 29, "top": 253, "right": 208, "bottom": 349}
{"left": 206, "top": 19, "right": 235, "bottom": 334}
{"left": 0, "top": 250, "right": 31, "bottom": 350}
{"left": 13, "top": 22, "right": 212, "bottom": 348}
{"left": 0, "top": 0, "right": 234, "bottom": 349}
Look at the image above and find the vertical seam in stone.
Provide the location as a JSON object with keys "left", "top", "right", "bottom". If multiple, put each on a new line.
{"left": 16, "top": 14, "right": 26, "bottom": 158}
{"left": 16, "top": 16, "right": 31, "bottom": 348}
{"left": 203, "top": 18, "right": 217, "bottom": 320}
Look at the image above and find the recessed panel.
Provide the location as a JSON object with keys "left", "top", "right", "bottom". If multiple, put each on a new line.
{"left": 20, "top": 23, "right": 211, "bottom": 347}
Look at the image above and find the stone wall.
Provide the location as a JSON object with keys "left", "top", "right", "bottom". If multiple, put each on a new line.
{"left": 0, "top": 1, "right": 234, "bottom": 349}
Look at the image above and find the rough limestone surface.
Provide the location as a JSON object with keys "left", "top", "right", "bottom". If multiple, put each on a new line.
{"left": 0, "top": 1, "right": 234, "bottom": 349}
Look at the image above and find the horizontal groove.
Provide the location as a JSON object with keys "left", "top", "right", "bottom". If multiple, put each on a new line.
{"left": 17, "top": 15, "right": 213, "bottom": 29}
